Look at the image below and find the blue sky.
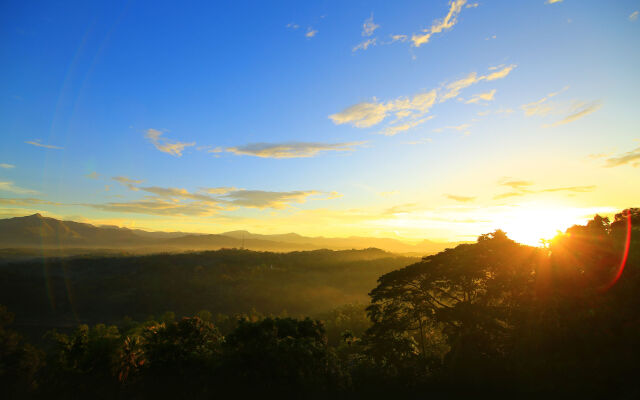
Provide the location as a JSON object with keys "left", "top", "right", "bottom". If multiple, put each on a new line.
{"left": 1, "top": 0, "right": 639, "bottom": 244}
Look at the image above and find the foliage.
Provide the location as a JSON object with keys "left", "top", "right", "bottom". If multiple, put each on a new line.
{"left": 0, "top": 208, "right": 639, "bottom": 398}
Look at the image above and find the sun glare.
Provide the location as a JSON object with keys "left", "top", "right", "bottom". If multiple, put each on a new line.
{"left": 495, "top": 205, "right": 604, "bottom": 247}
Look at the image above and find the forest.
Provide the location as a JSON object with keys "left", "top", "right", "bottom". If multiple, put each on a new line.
{"left": 1, "top": 208, "right": 638, "bottom": 399}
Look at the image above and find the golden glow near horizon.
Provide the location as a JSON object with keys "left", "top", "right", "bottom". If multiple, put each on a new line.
{"left": 1, "top": 1, "right": 639, "bottom": 246}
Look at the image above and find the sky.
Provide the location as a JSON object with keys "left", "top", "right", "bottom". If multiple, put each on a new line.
{"left": 1, "top": 0, "right": 639, "bottom": 246}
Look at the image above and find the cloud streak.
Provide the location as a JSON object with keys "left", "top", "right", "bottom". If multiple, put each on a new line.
{"left": 446, "top": 194, "right": 476, "bottom": 203}
{"left": 411, "top": 0, "right": 467, "bottom": 47}
{"left": 353, "top": 38, "right": 377, "bottom": 52}
{"left": 330, "top": 65, "right": 515, "bottom": 136}
{"left": 225, "top": 142, "right": 366, "bottom": 158}
{"left": 25, "top": 140, "right": 63, "bottom": 149}
{"left": 220, "top": 190, "right": 321, "bottom": 209}
{"left": 145, "top": 129, "right": 195, "bottom": 156}
{"left": 493, "top": 179, "right": 596, "bottom": 200}
{"left": 544, "top": 101, "right": 601, "bottom": 127}
{"left": 465, "top": 89, "right": 496, "bottom": 104}
{"left": 113, "top": 176, "right": 143, "bottom": 191}
{"left": 0, "top": 181, "right": 39, "bottom": 195}
{"left": 521, "top": 86, "right": 569, "bottom": 116}
{"left": 605, "top": 147, "right": 640, "bottom": 167}
{"left": 362, "top": 14, "right": 379, "bottom": 36}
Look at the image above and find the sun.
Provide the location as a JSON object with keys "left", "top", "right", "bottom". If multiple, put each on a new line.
{"left": 495, "top": 204, "right": 594, "bottom": 247}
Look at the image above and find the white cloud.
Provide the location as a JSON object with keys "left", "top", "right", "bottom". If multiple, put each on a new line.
{"left": 440, "top": 64, "right": 516, "bottom": 101}
{"left": 140, "top": 186, "right": 217, "bottom": 203}
{"left": 112, "top": 176, "right": 143, "bottom": 191}
{"left": 202, "top": 187, "right": 238, "bottom": 195}
{"left": 0, "top": 197, "right": 60, "bottom": 206}
{"left": 353, "top": 38, "right": 377, "bottom": 52}
{"left": 0, "top": 181, "right": 39, "bottom": 195}
{"left": 330, "top": 90, "right": 437, "bottom": 130}
{"left": 145, "top": 129, "right": 195, "bottom": 157}
{"left": 330, "top": 65, "right": 514, "bottom": 135}
{"left": 411, "top": 0, "right": 467, "bottom": 47}
{"left": 521, "top": 86, "right": 569, "bottom": 116}
{"left": 545, "top": 0, "right": 563, "bottom": 4}
{"left": 306, "top": 28, "right": 318, "bottom": 38}
{"left": 86, "top": 172, "right": 99, "bottom": 179}
{"left": 465, "top": 89, "right": 496, "bottom": 104}
{"left": 0, "top": 163, "right": 15, "bottom": 169}
{"left": 25, "top": 140, "right": 63, "bottom": 149}
{"left": 388, "top": 34, "right": 408, "bottom": 43}
{"left": 605, "top": 146, "right": 640, "bottom": 167}
{"left": 362, "top": 14, "right": 380, "bottom": 36}
{"left": 86, "top": 199, "right": 220, "bottom": 217}
{"left": 446, "top": 194, "right": 476, "bottom": 203}
{"left": 225, "top": 141, "right": 366, "bottom": 158}
{"left": 483, "top": 64, "right": 517, "bottom": 81}
{"left": 544, "top": 101, "right": 601, "bottom": 127}
{"left": 629, "top": 11, "right": 639, "bottom": 22}
{"left": 220, "top": 190, "right": 321, "bottom": 209}
{"left": 380, "top": 116, "right": 433, "bottom": 136}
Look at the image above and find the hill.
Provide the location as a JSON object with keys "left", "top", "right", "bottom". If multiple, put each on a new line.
{"left": 0, "top": 214, "right": 463, "bottom": 255}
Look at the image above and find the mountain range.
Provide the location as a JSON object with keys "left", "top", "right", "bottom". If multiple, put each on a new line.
{"left": 0, "top": 214, "right": 465, "bottom": 255}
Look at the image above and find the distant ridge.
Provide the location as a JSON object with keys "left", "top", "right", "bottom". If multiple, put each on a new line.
{"left": 0, "top": 214, "right": 465, "bottom": 254}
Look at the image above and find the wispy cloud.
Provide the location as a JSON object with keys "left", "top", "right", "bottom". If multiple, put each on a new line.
{"left": 86, "top": 199, "right": 220, "bottom": 217}
{"left": 330, "top": 90, "right": 437, "bottom": 130}
{"left": 219, "top": 190, "right": 322, "bottom": 209}
{"left": 440, "top": 65, "right": 515, "bottom": 101}
{"left": 330, "top": 65, "right": 514, "bottom": 134}
{"left": 145, "top": 129, "right": 195, "bottom": 156}
{"left": 140, "top": 186, "right": 217, "bottom": 203}
{"left": 112, "top": 176, "right": 143, "bottom": 191}
{"left": 286, "top": 22, "right": 300, "bottom": 30}
{"left": 380, "top": 116, "right": 433, "bottom": 136}
{"left": 465, "top": 89, "right": 496, "bottom": 104}
{"left": 25, "top": 140, "right": 63, "bottom": 149}
{"left": 0, "top": 163, "right": 15, "bottom": 169}
{"left": 500, "top": 179, "right": 534, "bottom": 189}
{"left": 86, "top": 172, "right": 99, "bottom": 179}
{"left": 353, "top": 38, "right": 377, "bottom": 52}
{"left": 493, "top": 178, "right": 596, "bottom": 199}
{"left": 225, "top": 141, "right": 366, "bottom": 158}
{"left": 362, "top": 14, "right": 379, "bottom": 36}
{"left": 201, "top": 187, "right": 238, "bottom": 195}
{"left": 446, "top": 194, "right": 476, "bottom": 203}
{"left": 0, "top": 197, "right": 60, "bottom": 206}
{"left": 0, "top": 181, "right": 39, "bottom": 195}
{"left": 630, "top": 11, "right": 639, "bottom": 22}
{"left": 605, "top": 146, "right": 640, "bottom": 167}
{"left": 388, "top": 34, "right": 408, "bottom": 43}
{"left": 539, "top": 185, "right": 596, "bottom": 193}
{"left": 411, "top": 0, "right": 467, "bottom": 47}
{"left": 545, "top": 0, "right": 563, "bottom": 4}
{"left": 306, "top": 28, "right": 317, "bottom": 38}
{"left": 544, "top": 101, "right": 601, "bottom": 127}
{"left": 521, "top": 86, "right": 569, "bottom": 116}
